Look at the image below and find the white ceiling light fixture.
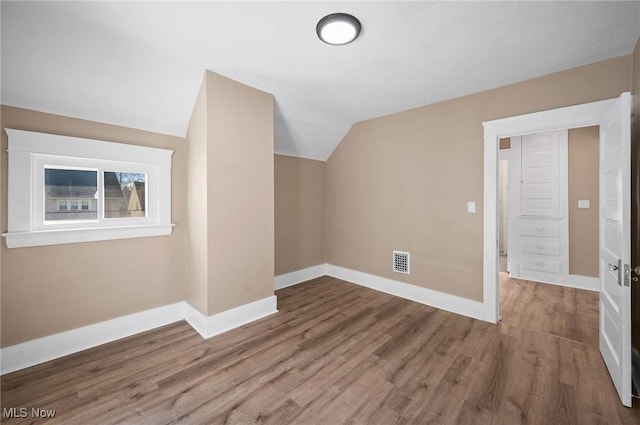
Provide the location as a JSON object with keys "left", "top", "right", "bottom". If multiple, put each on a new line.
{"left": 316, "top": 13, "right": 361, "bottom": 45}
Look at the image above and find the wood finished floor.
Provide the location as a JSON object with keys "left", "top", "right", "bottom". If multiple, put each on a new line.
{"left": 2, "top": 275, "right": 640, "bottom": 425}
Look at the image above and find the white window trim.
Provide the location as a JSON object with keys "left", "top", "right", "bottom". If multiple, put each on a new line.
{"left": 2, "top": 129, "right": 174, "bottom": 248}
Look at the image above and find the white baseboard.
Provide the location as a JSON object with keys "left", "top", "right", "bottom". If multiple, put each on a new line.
{"left": 1, "top": 263, "right": 493, "bottom": 375}
{"left": 274, "top": 264, "right": 328, "bottom": 290}
{"left": 0, "top": 302, "right": 185, "bottom": 375}
{"left": 184, "top": 296, "right": 278, "bottom": 339}
{"left": 326, "top": 264, "right": 485, "bottom": 321}
{"left": 1, "top": 295, "right": 278, "bottom": 375}
{"left": 514, "top": 272, "right": 599, "bottom": 292}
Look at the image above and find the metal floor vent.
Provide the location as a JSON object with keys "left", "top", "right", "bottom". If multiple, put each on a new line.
{"left": 393, "top": 251, "right": 410, "bottom": 274}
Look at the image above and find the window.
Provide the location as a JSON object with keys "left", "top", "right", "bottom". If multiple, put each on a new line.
{"left": 46, "top": 168, "right": 98, "bottom": 221}
{"left": 2, "top": 129, "right": 174, "bottom": 248}
{"left": 104, "top": 172, "right": 146, "bottom": 219}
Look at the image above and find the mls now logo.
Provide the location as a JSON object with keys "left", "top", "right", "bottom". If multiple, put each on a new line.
{"left": 3, "top": 407, "right": 56, "bottom": 418}
{"left": 3, "top": 407, "right": 28, "bottom": 418}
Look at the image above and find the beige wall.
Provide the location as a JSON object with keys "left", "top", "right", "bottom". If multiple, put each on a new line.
{"left": 0, "top": 106, "right": 187, "bottom": 347}
{"left": 1, "top": 70, "right": 274, "bottom": 346}
{"left": 0, "top": 46, "right": 636, "bottom": 349}
{"left": 326, "top": 55, "right": 632, "bottom": 302}
{"left": 207, "top": 71, "right": 274, "bottom": 314}
{"left": 274, "top": 154, "right": 325, "bottom": 275}
{"left": 568, "top": 127, "right": 599, "bottom": 277}
{"left": 499, "top": 138, "right": 511, "bottom": 150}
{"left": 186, "top": 75, "right": 210, "bottom": 314}
{"left": 185, "top": 70, "right": 274, "bottom": 316}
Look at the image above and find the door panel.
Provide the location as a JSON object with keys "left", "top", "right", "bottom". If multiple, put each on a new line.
{"left": 521, "top": 132, "right": 561, "bottom": 217}
{"left": 509, "top": 131, "right": 568, "bottom": 284}
{"left": 599, "top": 92, "right": 631, "bottom": 407}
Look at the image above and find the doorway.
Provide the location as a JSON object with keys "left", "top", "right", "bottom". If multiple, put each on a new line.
{"left": 482, "top": 93, "right": 633, "bottom": 406}
{"left": 498, "top": 129, "right": 600, "bottom": 290}
{"left": 482, "top": 96, "right": 628, "bottom": 322}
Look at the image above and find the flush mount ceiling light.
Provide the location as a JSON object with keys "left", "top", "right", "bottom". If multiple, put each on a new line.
{"left": 316, "top": 13, "right": 361, "bottom": 45}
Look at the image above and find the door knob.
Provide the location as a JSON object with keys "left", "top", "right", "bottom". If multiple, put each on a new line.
{"left": 632, "top": 265, "right": 640, "bottom": 283}
{"left": 609, "top": 263, "right": 619, "bottom": 271}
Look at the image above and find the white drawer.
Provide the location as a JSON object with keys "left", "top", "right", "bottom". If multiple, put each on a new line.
{"left": 520, "top": 220, "right": 560, "bottom": 237}
{"left": 522, "top": 256, "right": 561, "bottom": 274}
{"left": 521, "top": 240, "right": 561, "bottom": 256}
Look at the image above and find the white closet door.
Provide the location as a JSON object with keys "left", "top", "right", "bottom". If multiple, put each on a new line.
{"left": 521, "top": 132, "right": 561, "bottom": 217}
{"left": 509, "top": 130, "right": 568, "bottom": 283}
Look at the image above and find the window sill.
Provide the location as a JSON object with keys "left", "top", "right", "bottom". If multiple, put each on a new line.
{"left": 2, "top": 224, "right": 175, "bottom": 248}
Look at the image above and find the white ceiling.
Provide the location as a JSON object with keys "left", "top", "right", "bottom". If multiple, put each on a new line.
{"left": 2, "top": 1, "right": 640, "bottom": 161}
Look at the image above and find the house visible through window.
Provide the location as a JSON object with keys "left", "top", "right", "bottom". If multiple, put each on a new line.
{"left": 45, "top": 168, "right": 98, "bottom": 221}
{"left": 44, "top": 169, "right": 147, "bottom": 222}
{"left": 104, "top": 172, "right": 146, "bottom": 219}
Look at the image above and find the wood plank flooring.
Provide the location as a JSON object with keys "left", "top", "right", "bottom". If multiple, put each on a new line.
{"left": 499, "top": 271, "right": 599, "bottom": 346}
{"left": 2, "top": 275, "right": 640, "bottom": 424}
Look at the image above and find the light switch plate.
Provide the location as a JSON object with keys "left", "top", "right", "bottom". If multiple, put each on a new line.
{"left": 467, "top": 202, "right": 476, "bottom": 213}
{"left": 578, "top": 200, "right": 590, "bottom": 209}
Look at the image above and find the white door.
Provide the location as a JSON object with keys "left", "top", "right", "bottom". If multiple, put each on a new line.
{"left": 599, "top": 92, "right": 632, "bottom": 407}
{"left": 520, "top": 132, "right": 563, "bottom": 217}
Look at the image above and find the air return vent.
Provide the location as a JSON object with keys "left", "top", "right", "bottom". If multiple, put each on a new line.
{"left": 393, "top": 251, "right": 410, "bottom": 274}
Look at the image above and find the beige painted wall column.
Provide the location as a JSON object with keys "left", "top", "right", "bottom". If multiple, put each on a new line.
{"left": 568, "top": 126, "right": 599, "bottom": 277}
{"left": 186, "top": 70, "right": 274, "bottom": 316}
{"left": 186, "top": 75, "right": 210, "bottom": 314}
{"left": 274, "top": 155, "right": 326, "bottom": 276}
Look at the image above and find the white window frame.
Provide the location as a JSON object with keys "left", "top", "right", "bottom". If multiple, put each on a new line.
{"left": 2, "top": 129, "right": 174, "bottom": 248}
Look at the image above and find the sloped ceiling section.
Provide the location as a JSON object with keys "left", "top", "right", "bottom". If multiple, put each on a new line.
{"left": 2, "top": 1, "right": 640, "bottom": 161}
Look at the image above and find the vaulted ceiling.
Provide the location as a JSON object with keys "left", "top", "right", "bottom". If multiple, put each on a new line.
{"left": 2, "top": 1, "right": 640, "bottom": 160}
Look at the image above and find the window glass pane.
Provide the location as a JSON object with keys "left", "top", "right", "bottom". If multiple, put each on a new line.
{"left": 45, "top": 169, "right": 98, "bottom": 221}
{"left": 104, "top": 172, "right": 146, "bottom": 218}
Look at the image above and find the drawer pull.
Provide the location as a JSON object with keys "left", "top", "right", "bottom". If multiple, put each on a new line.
{"left": 536, "top": 245, "right": 544, "bottom": 249}
{"left": 536, "top": 227, "right": 544, "bottom": 232}
{"left": 536, "top": 262, "right": 545, "bottom": 267}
